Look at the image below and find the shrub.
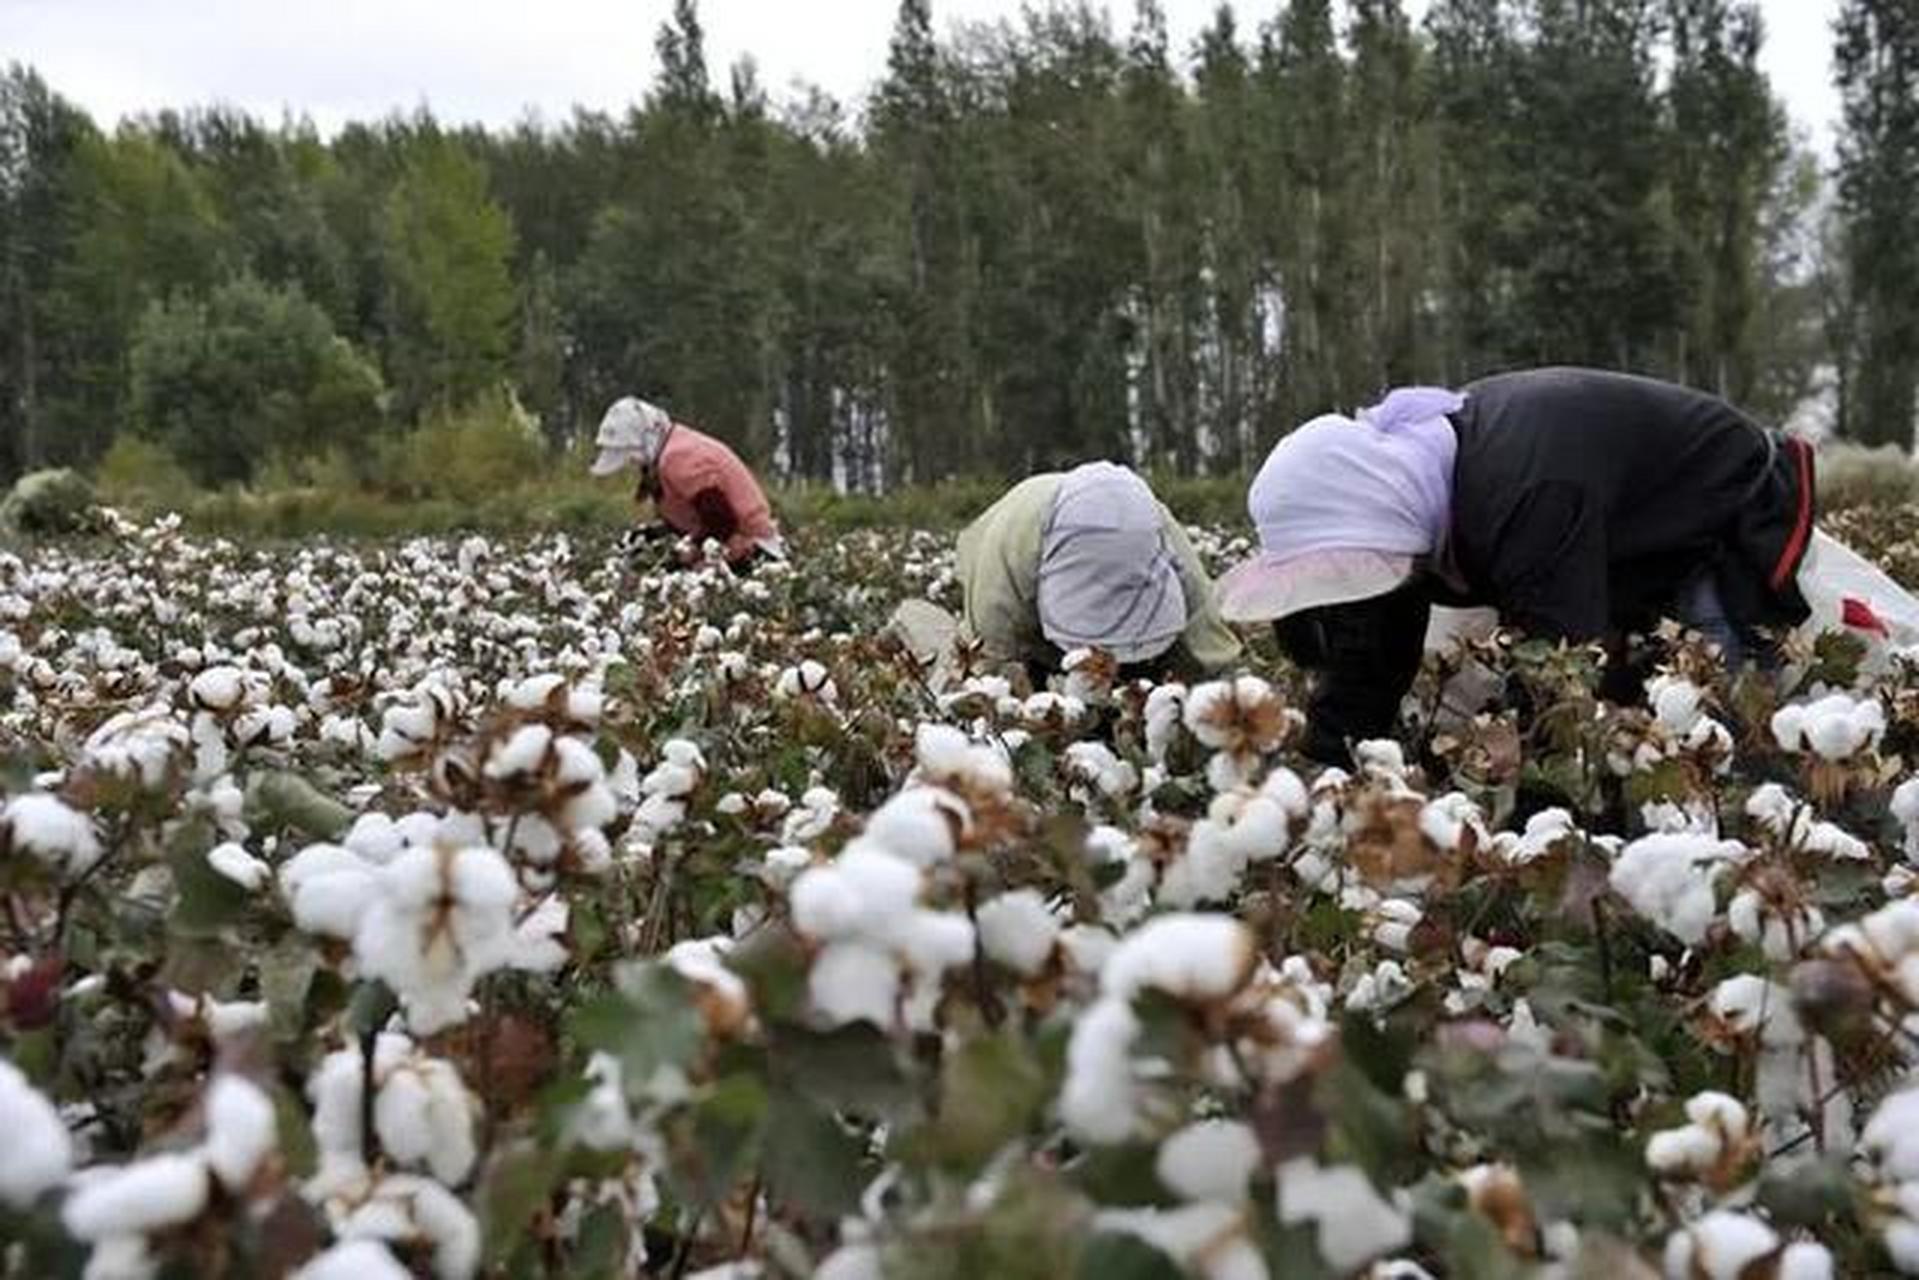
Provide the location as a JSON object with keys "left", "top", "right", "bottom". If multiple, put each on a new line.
{"left": 1, "top": 468, "right": 99, "bottom": 535}
{"left": 128, "top": 275, "right": 385, "bottom": 487}
{"left": 93, "top": 436, "right": 200, "bottom": 514}
{"left": 378, "top": 386, "right": 549, "bottom": 506}
{"left": 1817, "top": 441, "right": 1918, "bottom": 511}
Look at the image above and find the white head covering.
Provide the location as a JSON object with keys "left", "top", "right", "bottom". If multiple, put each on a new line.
{"left": 590, "top": 397, "right": 674, "bottom": 476}
{"left": 1217, "top": 387, "right": 1466, "bottom": 622}
{"left": 1037, "top": 462, "right": 1189, "bottom": 664}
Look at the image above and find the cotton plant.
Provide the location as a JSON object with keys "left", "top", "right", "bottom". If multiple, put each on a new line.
{"left": 61, "top": 1073, "right": 281, "bottom": 1278}
{"left": 351, "top": 843, "right": 521, "bottom": 1035}
{"left": 1703, "top": 974, "right": 1851, "bottom": 1151}
{"left": 1660, "top": 1210, "right": 1834, "bottom": 1280}
{"left": 1095, "top": 1120, "right": 1268, "bottom": 1280}
{"left": 306, "top": 1033, "right": 480, "bottom": 1197}
{"left": 1608, "top": 832, "right": 1749, "bottom": 946}
{"left": 1182, "top": 675, "right": 1304, "bottom": 791}
{"left": 1157, "top": 767, "right": 1310, "bottom": 909}
{"left": 787, "top": 814, "right": 975, "bottom": 1030}
{"left": 1644, "top": 1092, "right": 1759, "bottom": 1191}
{"left": 1770, "top": 691, "right": 1890, "bottom": 804}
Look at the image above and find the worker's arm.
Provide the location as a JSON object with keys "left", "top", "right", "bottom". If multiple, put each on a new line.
{"left": 1277, "top": 585, "right": 1430, "bottom": 767}
{"left": 1159, "top": 509, "right": 1244, "bottom": 673}
{"left": 1485, "top": 481, "right": 1610, "bottom": 643}
{"left": 690, "top": 487, "right": 741, "bottom": 547}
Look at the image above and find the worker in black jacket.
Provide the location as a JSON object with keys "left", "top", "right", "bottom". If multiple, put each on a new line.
{"left": 1216, "top": 368, "right": 1816, "bottom": 766}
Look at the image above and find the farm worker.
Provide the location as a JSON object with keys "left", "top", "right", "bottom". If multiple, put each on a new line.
{"left": 589, "top": 396, "right": 783, "bottom": 566}
{"left": 1218, "top": 368, "right": 1819, "bottom": 765}
{"left": 957, "top": 461, "right": 1242, "bottom": 683}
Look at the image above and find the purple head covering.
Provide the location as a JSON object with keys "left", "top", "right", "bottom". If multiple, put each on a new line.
{"left": 1214, "top": 386, "right": 1467, "bottom": 622}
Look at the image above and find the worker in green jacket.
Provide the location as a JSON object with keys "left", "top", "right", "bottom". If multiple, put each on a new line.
{"left": 954, "top": 461, "right": 1242, "bottom": 682}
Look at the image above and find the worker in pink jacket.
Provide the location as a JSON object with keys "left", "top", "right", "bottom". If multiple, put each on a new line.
{"left": 589, "top": 397, "right": 784, "bottom": 566}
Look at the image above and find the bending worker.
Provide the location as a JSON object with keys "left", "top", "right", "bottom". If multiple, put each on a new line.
{"left": 1217, "top": 367, "right": 1816, "bottom": 765}
{"left": 590, "top": 396, "right": 783, "bottom": 566}
{"left": 958, "top": 461, "right": 1241, "bottom": 683}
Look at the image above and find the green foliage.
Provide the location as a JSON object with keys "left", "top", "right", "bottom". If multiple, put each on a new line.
{"left": 127, "top": 274, "right": 384, "bottom": 486}
{"left": 0, "top": 467, "right": 96, "bottom": 534}
{"left": 381, "top": 136, "right": 518, "bottom": 415}
{"left": 377, "top": 385, "right": 550, "bottom": 505}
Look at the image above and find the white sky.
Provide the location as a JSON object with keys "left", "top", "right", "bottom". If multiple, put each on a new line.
{"left": 3, "top": 0, "right": 1843, "bottom": 151}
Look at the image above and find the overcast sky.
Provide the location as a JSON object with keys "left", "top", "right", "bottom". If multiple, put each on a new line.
{"left": 4, "top": 0, "right": 1844, "bottom": 151}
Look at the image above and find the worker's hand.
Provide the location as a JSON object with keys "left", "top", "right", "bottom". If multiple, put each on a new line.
{"left": 618, "top": 523, "right": 672, "bottom": 558}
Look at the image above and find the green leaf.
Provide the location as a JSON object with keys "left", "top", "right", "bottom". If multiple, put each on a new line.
{"left": 273, "top": 1082, "right": 319, "bottom": 1180}
{"left": 482, "top": 1142, "right": 564, "bottom": 1265}
{"left": 347, "top": 980, "right": 399, "bottom": 1040}
{"left": 569, "top": 1202, "right": 629, "bottom": 1279}
{"left": 685, "top": 1072, "right": 769, "bottom": 1206}
{"left": 570, "top": 964, "right": 706, "bottom": 1093}
{"left": 1071, "top": 1142, "right": 1175, "bottom": 1209}
{"left": 1319, "top": 1058, "right": 1417, "bottom": 1186}
{"left": 769, "top": 1021, "right": 916, "bottom": 1120}
{"left": 921, "top": 1029, "right": 1049, "bottom": 1170}
{"left": 1073, "top": 1233, "right": 1185, "bottom": 1280}
{"left": 167, "top": 827, "right": 250, "bottom": 937}
{"left": 260, "top": 936, "right": 320, "bottom": 1043}
{"left": 727, "top": 928, "right": 810, "bottom": 1024}
{"left": 244, "top": 771, "right": 353, "bottom": 841}
{"left": 761, "top": 1086, "right": 866, "bottom": 1221}
{"left": 1757, "top": 1154, "right": 1861, "bottom": 1231}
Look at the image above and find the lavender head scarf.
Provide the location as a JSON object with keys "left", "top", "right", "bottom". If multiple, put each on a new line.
{"left": 1248, "top": 387, "right": 1467, "bottom": 563}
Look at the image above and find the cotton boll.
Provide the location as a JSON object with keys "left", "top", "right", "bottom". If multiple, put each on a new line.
{"left": 4, "top": 792, "right": 103, "bottom": 876}
{"left": 893, "top": 910, "right": 975, "bottom": 977}
{"left": 836, "top": 843, "right": 925, "bottom": 920}
{"left": 295, "top": 1240, "right": 415, "bottom": 1280}
{"left": 1661, "top": 1210, "right": 1779, "bottom": 1280}
{"left": 374, "top": 1055, "right": 479, "bottom": 1186}
{"left": 976, "top": 890, "right": 1060, "bottom": 977}
{"left": 0, "top": 1059, "right": 72, "bottom": 1208}
{"left": 485, "top": 724, "right": 553, "bottom": 780}
{"left": 283, "top": 851, "right": 381, "bottom": 940}
{"left": 203, "top": 1074, "right": 278, "bottom": 1192}
{"left": 207, "top": 842, "right": 272, "bottom": 892}
{"left": 1862, "top": 1087, "right": 1919, "bottom": 1181}
{"left": 337, "top": 1174, "right": 482, "bottom": 1280}
{"left": 864, "top": 787, "right": 965, "bottom": 866}
{"left": 1060, "top": 997, "right": 1145, "bottom": 1144}
{"left": 1894, "top": 778, "right": 1919, "bottom": 862}
{"left": 343, "top": 813, "right": 409, "bottom": 864}
{"left": 813, "top": 1242, "right": 885, "bottom": 1280}
{"left": 188, "top": 665, "right": 247, "bottom": 712}
{"left": 1609, "top": 833, "right": 1742, "bottom": 944}
{"left": 1101, "top": 914, "right": 1256, "bottom": 1003}
{"left": 1709, "top": 974, "right": 1804, "bottom": 1047}
{"left": 1065, "top": 741, "right": 1140, "bottom": 800}
{"left": 1649, "top": 676, "right": 1705, "bottom": 735}
{"left": 1158, "top": 823, "right": 1248, "bottom": 908}
{"left": 1094, "top": 1204, "right": 1266, "bottom": 1280}
{"left": 507, "top": 895, "right": 570, "bottom": 974}
{"left": 353, "top": 846, "right": 518, "bottom": 1035}
{"left": 809, "top": 942, "right": 900, "bottom": 1028}
{"left": 1156, "top": 1120, "right": 1261, "bottom": 1204}
{"left": 791, "top": 864, "right": 866, "bottom": 940}
{"left": 63, "top": 1153, "right": 211, "bottom": 1241}
{"left": 1776, "top": 1243, "right": 1834, "bottom": 1280}
{"left": 1275, "top": 1157, "right": 1412, "bottom": 1274}
{"left": 1771, "top": 693, "right": 1885, "bottom": 760}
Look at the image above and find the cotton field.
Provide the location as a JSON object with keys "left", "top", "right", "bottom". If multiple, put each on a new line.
{"left": 6, "top": 510, "right": 1919, "bottom": 1279}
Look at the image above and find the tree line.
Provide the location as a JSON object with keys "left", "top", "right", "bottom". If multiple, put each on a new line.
{"left": 2, "top": 0, "right": 1916, "bottom": 494}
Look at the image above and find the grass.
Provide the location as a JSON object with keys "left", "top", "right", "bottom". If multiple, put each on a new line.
{"left": 75, "top": 437, "right": 1919, "bottom": 541}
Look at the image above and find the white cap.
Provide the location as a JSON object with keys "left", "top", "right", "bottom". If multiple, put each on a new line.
{"left": 590, "top": 398, "right": 672, "bottom": 477}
